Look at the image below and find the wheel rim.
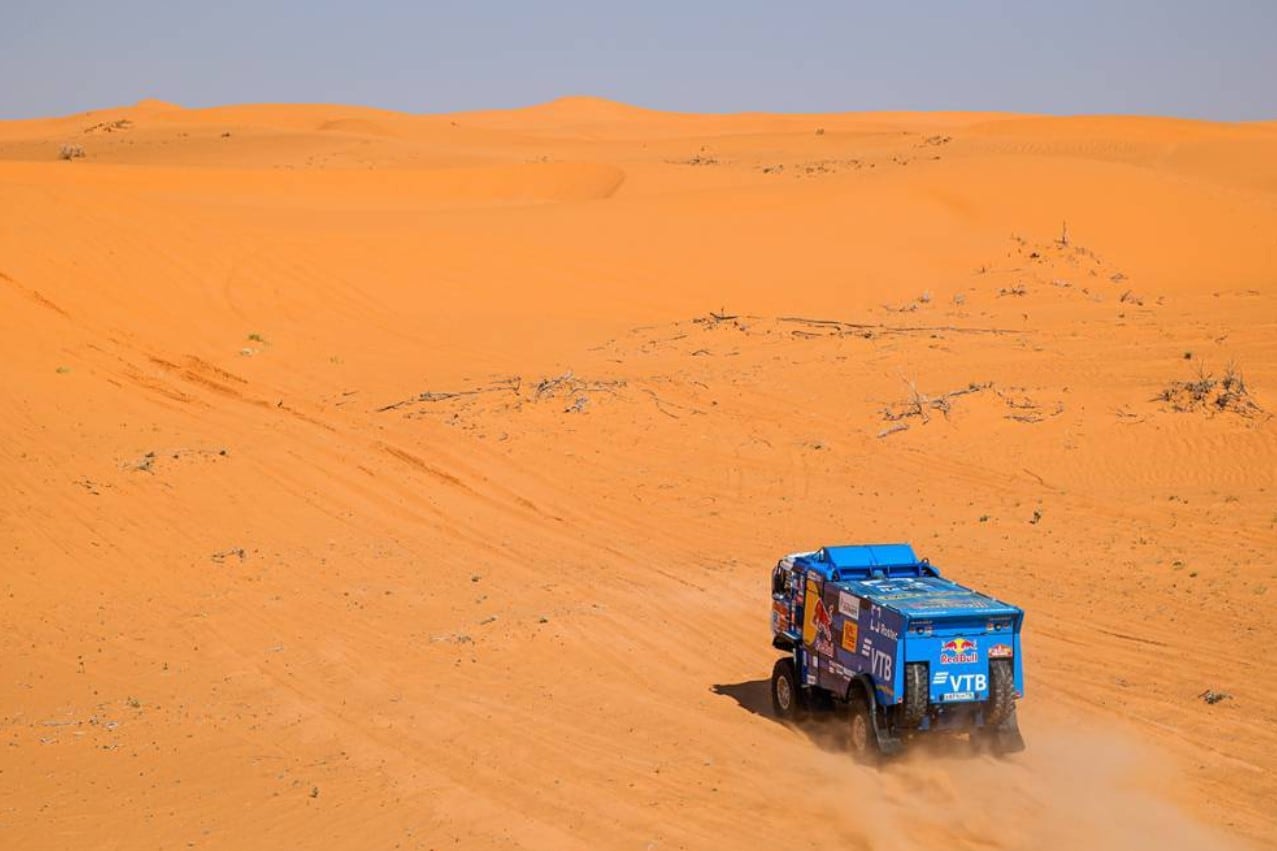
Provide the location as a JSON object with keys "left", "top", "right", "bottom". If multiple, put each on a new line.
{"left": 850, "top": 712, "right": 869, "bottom": 752}
{"left": 776, "top": 675, "right": 792, "bottom": 712}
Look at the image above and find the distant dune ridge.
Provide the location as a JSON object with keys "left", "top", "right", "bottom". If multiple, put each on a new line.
{"left": 1, "top": 97, "right": 1274, "bottom": 850}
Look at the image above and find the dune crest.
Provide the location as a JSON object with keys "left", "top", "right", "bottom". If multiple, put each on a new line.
{"left": 133, "top": 97, "right": 182, "bottom": 111}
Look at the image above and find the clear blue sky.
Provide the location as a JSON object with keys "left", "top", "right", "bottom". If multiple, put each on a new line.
{"left": 4, "top": 0, "right": 1275, "bottom": 120}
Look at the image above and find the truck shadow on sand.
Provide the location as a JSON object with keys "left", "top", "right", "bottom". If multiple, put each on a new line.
{"left": 711, "top": 679, "right": 989, "bottom": 759}
{"left": 711, "top": 679, "right": 858, "bottom": 753}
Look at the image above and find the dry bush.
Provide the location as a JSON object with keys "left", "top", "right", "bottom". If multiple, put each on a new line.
{"left": 58, "top": 144, "right": 85, "bottom": 161}
{"left": 882, "top": 380, "right": 991, "bottom": 424}
{"left": 1158, "top": 362, "right": 1263, "bottom": 417}
{"left": 671, "top": 154, "right": 717, "bottom": 166}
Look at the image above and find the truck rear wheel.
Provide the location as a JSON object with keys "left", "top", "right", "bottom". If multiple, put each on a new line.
{"left": 985, "top": 659, "right": 1015, "bottom": 727}
{"left": 848, "top": 689, "right": 881, "bottom": 763}
{"left": 902, "top": 663, "right": 929, "bottom": 728}
{"left": 770, "top": 657, "right": 806, "bottom": 720}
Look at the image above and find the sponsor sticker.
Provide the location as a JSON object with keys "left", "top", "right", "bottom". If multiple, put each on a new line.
{"left": 936, "top": 672, "right": 987, "bottom": 695}
{"left": 810, "top": 597, "right": 835, "bottom": 656}
{"left": 940, "top": 637, "right": 978, "bottom": 665}
{"left": 869, "top": 647, "right": 893, "bottom": 682}
{"left": 838, "top": 591, "right": 861, "bottom": 620}
{"left": 801, "top": 577, "right": 822, "bottom": 644}
{"left": 772, "top": 600, "right": 791, "bottom": 632}
{"left": 908, "top": 598, "right": 993, "bottom": 611}
{"left": 829, "top": 661, "right": 853, "bottom": 679}
{"left": 841, "top": 620, "right": 860, "bottom": 653}
{"left": 989, "top": 643, "right": 1013, "bottom": 659}
{"left": 867, "top": 605, "right": 898, "bottom": 641}
{"left": 872, "top": 621, "right": 898, "bottom": 641}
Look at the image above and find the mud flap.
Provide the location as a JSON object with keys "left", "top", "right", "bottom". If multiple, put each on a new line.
{"left": 973, "top": 704, "right": 1026, "bottom": 754}
{"left": 861, "top": 678, "right": 904, "bottom": 756}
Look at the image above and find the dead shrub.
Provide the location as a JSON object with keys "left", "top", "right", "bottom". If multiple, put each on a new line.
{"left": 1157, "top": 362, "right": 1263, "bottom": 417}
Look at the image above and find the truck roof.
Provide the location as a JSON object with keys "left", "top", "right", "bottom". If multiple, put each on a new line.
{"left": 793, "top": 543, "right": 1022, "bottom": 620}
{"left": 835, "top": 575, "right": 1021, "bottom": 618}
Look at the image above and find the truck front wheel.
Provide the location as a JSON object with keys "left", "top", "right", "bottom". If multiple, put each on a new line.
{"left": 770, "top": 658, "right": 806, "bottom": 720}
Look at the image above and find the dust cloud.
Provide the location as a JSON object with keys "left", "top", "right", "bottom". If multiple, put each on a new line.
{"left": 787, "top": 721, "right": 1242, "bottom": 851}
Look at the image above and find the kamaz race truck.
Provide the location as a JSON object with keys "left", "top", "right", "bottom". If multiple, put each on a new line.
{"left": 769, "top": 543, "right": 1025, "bottom": 757}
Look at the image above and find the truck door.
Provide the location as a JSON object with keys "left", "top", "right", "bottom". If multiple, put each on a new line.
{"left": 771, "top": 560, "right": 803, "bottom": 644}
{"left": 799, "top": 575, "right": 838, "bottom": 686}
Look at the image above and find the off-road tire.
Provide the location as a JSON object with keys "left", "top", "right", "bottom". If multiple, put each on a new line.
{"left": 901, "top": 663, "right": 929, "bottom": 728}
{"left": 848, "top": 691, "right": 881, "bottom": 764}
{"left": 770, "top": 657, "right": 806, "bottom": 720}
{"left": 985, "top": 659, "right": 1015, "bottom": 727}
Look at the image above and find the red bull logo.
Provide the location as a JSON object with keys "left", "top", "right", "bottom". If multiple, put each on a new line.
{"left": 940, "top": 637, "right": 978, "bottom": 665}
{"left": 811, "top": 599, "right": 834, "bottom": 655}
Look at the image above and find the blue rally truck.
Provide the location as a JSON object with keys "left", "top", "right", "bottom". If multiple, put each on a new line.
{"left": 769, "top": 543, "right": 1025, "bottom": 757}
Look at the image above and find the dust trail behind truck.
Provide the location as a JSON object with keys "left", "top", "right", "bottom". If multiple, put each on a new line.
{"left": 768, "top": 543, "right": 1025, "bottom": 757}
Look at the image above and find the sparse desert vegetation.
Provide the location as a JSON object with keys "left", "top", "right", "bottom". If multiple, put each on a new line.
{"left": 1158, "top": 362, "right": 1263, "bottom": 417}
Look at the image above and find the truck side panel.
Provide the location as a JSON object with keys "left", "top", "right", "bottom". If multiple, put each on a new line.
{"left": 857, "top": 600, "right": 905, "bottom": 704}
{"left": 816, "top": 582, "right": 857, "bottom": 695}
{"left": 807, "top": 582, "right": 906, "bottom": 705}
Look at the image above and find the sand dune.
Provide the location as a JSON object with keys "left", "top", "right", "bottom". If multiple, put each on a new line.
{"left": 1, "top": 97, "right": 1274, "bottom": 850}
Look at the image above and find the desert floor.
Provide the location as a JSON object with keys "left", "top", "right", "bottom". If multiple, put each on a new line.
{"left": 1, "top": 97, "right": 1274, "bottom": 850}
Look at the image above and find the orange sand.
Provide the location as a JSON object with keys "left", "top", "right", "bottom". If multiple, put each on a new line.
{"left": 2, "top": 97, "right": 1275, "bottom": 850}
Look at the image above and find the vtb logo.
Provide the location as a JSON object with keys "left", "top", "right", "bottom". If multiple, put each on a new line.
{"left": 937, "top": 672, "right": 987, "bottom": 693}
